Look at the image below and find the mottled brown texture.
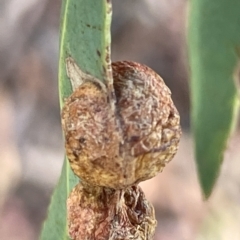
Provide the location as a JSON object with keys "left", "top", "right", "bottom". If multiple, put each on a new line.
{"left": 61, "top": 81, "right": 123, "bottom": 187}
{"left": 67, "top": 182, "right": 156, "bottom": 240}
{"left": 61, "top": 61, "right": 181, "bottom": 189}
{"left": 112, "top": 61, "right": 181, "bottom": 184}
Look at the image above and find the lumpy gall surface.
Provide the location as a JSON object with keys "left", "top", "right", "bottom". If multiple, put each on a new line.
{"left": 61, "top": 61, "right": 181, "bottom": 188}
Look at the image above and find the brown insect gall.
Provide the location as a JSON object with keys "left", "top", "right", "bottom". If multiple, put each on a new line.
{"left": 67, "top": 181, "right": 157, "bottom": 240}
{"left": 61, "top": 60, "right": 181, "bottom": 189}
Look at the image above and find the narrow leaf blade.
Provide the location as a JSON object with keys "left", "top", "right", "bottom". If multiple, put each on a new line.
{"left": 40, "top": 158, "right": 78, "bottom": 240}
{"left": 188, "top": 0, "right": 240, "bottom": 198}
{"left": 40, "top": 0, "right": 112, "bottom": 239}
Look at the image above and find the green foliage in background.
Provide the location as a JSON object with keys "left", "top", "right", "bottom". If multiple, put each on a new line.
{"left": 40, "top": 0, "right": 112, "bottom": 239}
{"left": 188, "top": 0, "right": 240, "bottom": 198}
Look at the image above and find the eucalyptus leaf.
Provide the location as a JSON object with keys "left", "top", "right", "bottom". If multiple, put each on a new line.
{"left": 40, "top": 0, "right": 112, "bottom": 239}
{"left": 188, "top": 0, "right": 240, "bottom": 198}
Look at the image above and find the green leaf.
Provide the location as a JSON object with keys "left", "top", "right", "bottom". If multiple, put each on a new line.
{"left": 40, "top": 158, "right": 78, "bottom": 240}
{"left": 40, "top": 0, "right": 112, "bottom": 239}
{"left": 59, "top": 0, "right": 112, "bottom": 105}
{"left": 188, "top": 0, "right": 240, "bottom": 198}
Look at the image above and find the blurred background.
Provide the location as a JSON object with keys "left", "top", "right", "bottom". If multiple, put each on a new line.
{"left": 0, "top": 0, "right": 240, "bottom": 239}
